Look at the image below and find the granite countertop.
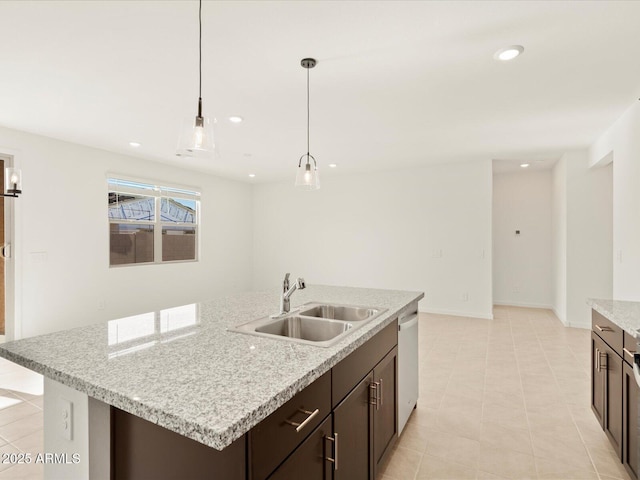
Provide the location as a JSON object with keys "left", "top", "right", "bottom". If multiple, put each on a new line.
{"left": 588, "top": 298, "right": 640, "bottom": 338}
{"left": 0, "top": 285, "right": 422, "bottom": 450}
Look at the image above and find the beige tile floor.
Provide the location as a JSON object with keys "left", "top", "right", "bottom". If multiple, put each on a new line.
{"left": 0, "top": 356, "right": 44, "bottom": 480}
{"left": 0, "top": 305, "right": 631, "bottom": 480}
{"left": 379, "top": 306, "right": 631, "bottom": 480}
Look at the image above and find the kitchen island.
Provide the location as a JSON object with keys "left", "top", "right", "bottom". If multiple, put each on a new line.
{"left": 0, "top": 285, "right": 423, "bottom": 479}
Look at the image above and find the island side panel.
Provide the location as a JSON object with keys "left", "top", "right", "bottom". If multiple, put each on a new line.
{"left": 43, "top": 378, "right": 91, "bottom": 479}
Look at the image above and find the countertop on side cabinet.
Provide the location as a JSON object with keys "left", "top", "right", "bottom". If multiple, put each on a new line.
{"left": 588, "top": 298, "right": 640, "bottom": 338}
{"left": 0, "top": 285, "right": 422, "bottom": 451}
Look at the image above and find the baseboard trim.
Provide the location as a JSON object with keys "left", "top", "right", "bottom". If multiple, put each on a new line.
{"left": 421, "top": 308, "right": 493, "bottom": 320}
{"left": 493, "top": 301, "right": 553, "bottom": 309}
{"left": 552, "top": 307, "right": 569, "bottom": 326}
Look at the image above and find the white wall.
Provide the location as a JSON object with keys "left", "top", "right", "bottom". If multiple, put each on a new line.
{"left": 552, "top": 151, "right": 613, "bottom": 328}
{"left": 590, "top": 101, "right": 640, "bottom": 300}
{"left": 252, "top": 160, "right": 493, "bottom": 319}
{"left": 493, "top": 171, "right": 552, "bottom": 308}
{"left": 0, "top": 126, "right": 253, "bottom": 338}
{"left": 551, "top": 158, "right": 567, "bottom": 323}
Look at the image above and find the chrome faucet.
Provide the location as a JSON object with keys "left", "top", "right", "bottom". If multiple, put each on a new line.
{"left": 273, "top": 273, "right": 306, "bottom": 317}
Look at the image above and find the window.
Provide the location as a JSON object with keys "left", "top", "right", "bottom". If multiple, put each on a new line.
{"left": 108, "top": 177, "right": 200, "bottom": 266}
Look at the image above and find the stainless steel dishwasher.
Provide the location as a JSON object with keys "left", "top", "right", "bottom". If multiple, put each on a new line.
{"left": 398, "top": 310, "right": 419, "bottom": 434}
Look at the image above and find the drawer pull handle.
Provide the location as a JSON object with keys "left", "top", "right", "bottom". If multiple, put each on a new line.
{"left": 624, "top": 347, "right": 636, "bottom": 357}
{"left": 595, "top": 324, "right": 613, "bottom": 332}
{"left": 285, "top": 408, "right": 319, "bottom": 432}
{"left": 326, "top": 433, "right": 339, "bottom": 470}
{"left": 379, "top": 378, "right": 383, "bottom": 407}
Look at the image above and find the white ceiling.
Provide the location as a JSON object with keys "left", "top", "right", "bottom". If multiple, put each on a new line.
{"left": 1, "top": 1, "right": 639, "bottom": 183}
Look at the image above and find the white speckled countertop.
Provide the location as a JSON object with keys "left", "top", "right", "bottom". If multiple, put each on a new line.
{"left": 0, "top": 285, "right": 422, "bottom": 450}
{"left": 588, "top": 298, "right": 640, "bottom": 338}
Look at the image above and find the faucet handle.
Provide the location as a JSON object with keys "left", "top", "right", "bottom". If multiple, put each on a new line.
{"left": 297, "top": 278, "right": 306, "bottom": 289}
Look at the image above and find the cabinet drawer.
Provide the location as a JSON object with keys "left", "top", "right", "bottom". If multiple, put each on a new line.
{"left": 250, "top": 371, "right": 331, "bottom": 480}
{"left": 332, "top": 319, "right": 398, "bottom": 407}
{"left": 624, "top": 331, "right": 637, "bottom": 366}
{"left": 593, "top": 310, "right": 623, "bottom": 356}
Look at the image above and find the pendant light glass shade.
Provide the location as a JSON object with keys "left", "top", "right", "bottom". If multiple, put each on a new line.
{"left": 5, "top": 167, "right": 22, "bottom": 195}
{"left": 176, "top": 114, "right": 215, "bottom": 157}
{"left": 295, "top": 155, "right": 320, "bottom": 190}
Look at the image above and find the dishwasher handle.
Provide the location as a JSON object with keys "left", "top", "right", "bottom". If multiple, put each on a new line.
{"left": 399, "top": 313, "right": 418, "bottom": 331}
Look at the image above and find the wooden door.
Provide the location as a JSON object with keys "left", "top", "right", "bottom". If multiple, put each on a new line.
{"left": 0, "top": 160, "right": 4, "bottom": 335}
{"left": 623, "top": 361, "right": 639, "bottom": 479}
{"left": 373, "top": 347, "right": 398, "bottom": 473}
{"left": 333, "top": 372, "right": 373, "bottom": 480}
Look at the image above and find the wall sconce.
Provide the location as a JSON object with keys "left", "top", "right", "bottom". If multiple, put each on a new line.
{"left": 3, "top": 168, "right": 22, "bottom": 198}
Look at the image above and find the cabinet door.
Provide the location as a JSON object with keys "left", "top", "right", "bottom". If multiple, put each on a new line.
{"left": 592, "top": 332, "right": 606, "bottom": 428}
{"left": 269, "top": 415, "right": 333, "bottom": 480}
{"left": 603, "top": 342, "right": 623, "bottom": 458}
{"left": 373, "top": 346, "right": 398, "bottom": 473}
{"left": 623, "top": 361, "right": 639, "bottom": 480}
{"left": 334, "top": 372, "right": 374, "bottom": 480}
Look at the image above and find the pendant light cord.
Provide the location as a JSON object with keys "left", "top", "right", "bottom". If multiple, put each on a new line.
{"left": 306, "top": 64, "right": 310, "bottom": 159}
{"left": 198, "top": 0, "right": 203, "bottom": 118}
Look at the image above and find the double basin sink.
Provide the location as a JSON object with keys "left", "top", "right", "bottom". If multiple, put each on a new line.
{"left": 231, "top": 302, "right": 387, "bottom": 347}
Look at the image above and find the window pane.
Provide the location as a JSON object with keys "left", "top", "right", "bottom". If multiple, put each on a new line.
{"left": 162, "top": 226, "right": 196, "bottom": 261}
{"left": 110, "top": 224, "right": 154, "bottom": 265}
{"left": 108, "top": 192, "right": 155, "bottom": 221}
{"left": 160, "top": 197, "right": 196, "bottom": 224}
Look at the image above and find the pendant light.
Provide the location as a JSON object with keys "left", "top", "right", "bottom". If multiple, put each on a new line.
{"left": 295, "top": 58, "right": 320, "bottom": 190}
{"left": 176, "top": 0, "right": 215, "bottom": 158}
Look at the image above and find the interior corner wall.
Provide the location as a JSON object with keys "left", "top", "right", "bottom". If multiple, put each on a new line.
{"left": 551, "top": 157, "right": 567, "bottom": 323}
{"left": 251, "top": 160, "right": 494, "bottom": 319}
{"left": 0, "top": 126, "right": 253, "bottom": 339}
{"left": 552, "top": 150, "right": 613, "bottom": 329}
{"left": 492, "top": 170, "right": 552, "bottom": 308}
{"left": 590, "top": 101, "right": 640, "bottom": 300}
{"left": 565, "top": 151, "right": 613, "bottom": 328}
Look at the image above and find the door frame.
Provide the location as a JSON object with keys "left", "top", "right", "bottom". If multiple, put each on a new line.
{"left": 0, "top": 149, "right": 22, "bottom": 340}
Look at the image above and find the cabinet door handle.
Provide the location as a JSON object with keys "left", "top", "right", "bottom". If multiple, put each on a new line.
{"left": 595, "top": 324, "right": 612, "bottom": 332}
{"left": 596, "top": 347, "right": 600, "bottom": 372}
{"left": 378, "top": 378, "right": 383, "bottom": 407}
{"left": 285, "top": 408, "right": 319, "bottom": 433}
{"left": 369, "top": 382, "right": 379, "bottom": 408}
{"left": 325, "top": 433, "right": 339, "bottom": 470}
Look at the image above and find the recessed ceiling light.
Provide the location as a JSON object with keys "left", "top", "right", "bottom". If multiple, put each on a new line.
{"left": 328, "top": 163, "right": 337, "bottom": 168}
{"left": 229, "top": 116, "right": 243, "bottom": 123}
{"left": 129, "top": 141, "right": 141, "bottom": 148}
{"left": 494, "top": 45, "right": 524, "bottom": 61}
{"left": 248, "top": 173, "right": 256, "bottom": 178}
{"left": 520, "top": 163, "right": 530, "bottom": 168}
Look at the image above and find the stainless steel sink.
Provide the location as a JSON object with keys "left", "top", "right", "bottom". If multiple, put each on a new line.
{"left": 298, "top": 304, "right": 380, "bottom": 322}
{"left": 255, "top": 316, "right": 353, "bottom": 342}
{"left": 230, "top": 302, "right": 387, "bottom": 347}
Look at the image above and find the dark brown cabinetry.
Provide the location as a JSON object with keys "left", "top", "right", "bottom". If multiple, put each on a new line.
{"left": 333, "top": 373, "right": 374, "bottom": 480}
{"left": 269, "top": 415, "right": 334, "bottom": 480}
{"left": 112, "top": 318, "right": 400, "bottom": 480}
{"left": 591, "top": 309, "right": 638, "bottom": 480}
{"left": 373, "top": 347, "right": 398, "bottom": 471}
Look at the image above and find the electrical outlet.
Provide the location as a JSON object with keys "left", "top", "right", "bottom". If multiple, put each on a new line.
{"left": 97, "top": 300, "right": 106, "bottom": 311}
{"left": 432, "top": 249, "right": 442, "bottom": 258}
{"left": 59, "top": 398, "right": 73, "bottom": 441}
{"left": 461, "top": 292, "right": 469, "bottom": 302}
